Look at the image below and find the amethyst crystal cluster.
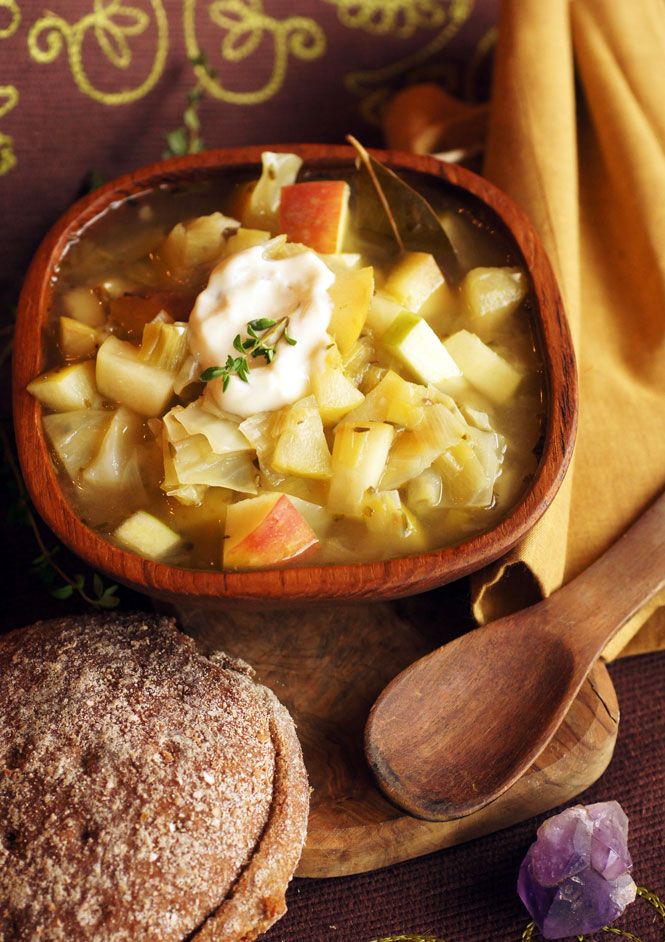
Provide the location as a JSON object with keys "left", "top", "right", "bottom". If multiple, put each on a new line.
{"left": 518, "top": 801, "right": 637, "bottom": 939}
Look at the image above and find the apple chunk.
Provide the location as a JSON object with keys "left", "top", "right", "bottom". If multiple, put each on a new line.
{"left": 279, "top": 181, "right": 350, "bottom": 253}
{"left": 223, "top": 493, "right": 319, "bottom": 569}
{"left": 381, "top": 311, "right": 461, "bottom": 386}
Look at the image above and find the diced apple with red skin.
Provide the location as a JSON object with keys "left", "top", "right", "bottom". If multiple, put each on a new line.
{"left": 279, "top": 181, "right": 350, "bottom": 253}
{"left": 223, "top": 492, "right": 319, "bottom": 569}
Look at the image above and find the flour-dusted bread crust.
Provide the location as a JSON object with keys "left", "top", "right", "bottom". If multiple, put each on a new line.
{"left": 0, "top": 614, "right": 309, "bottom": 941}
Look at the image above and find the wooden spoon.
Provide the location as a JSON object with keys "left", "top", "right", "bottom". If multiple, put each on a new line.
{"left": 365, "top": 489, "right": 665, "bottom": 821}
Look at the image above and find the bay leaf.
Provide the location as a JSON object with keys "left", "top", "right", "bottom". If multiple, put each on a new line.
{"left": 347, "top": 135, "right": 462, "bottom": 286}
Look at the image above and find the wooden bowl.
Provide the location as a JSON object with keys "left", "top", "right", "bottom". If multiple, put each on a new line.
{"left": 13, "top": 144, "right": 576, "bottom": 609}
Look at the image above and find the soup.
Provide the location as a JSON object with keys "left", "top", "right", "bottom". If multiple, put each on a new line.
{"left": 28, "top": 151, "right": 544, "bottom": 571}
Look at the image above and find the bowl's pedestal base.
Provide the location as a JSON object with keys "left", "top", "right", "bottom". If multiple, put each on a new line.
{"left": 172, "top": 590, "right": 619, "bottom": 879}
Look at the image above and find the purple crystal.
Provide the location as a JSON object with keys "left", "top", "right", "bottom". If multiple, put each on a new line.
{"left": 517, "top": 802, "right": 636, "bottom": 939}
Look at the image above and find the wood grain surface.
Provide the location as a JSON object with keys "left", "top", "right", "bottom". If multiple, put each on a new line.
{"left": 13, "top": 144, "right": 577, "bottom": 609}
{"left": 175, "top": 595, "right": 618, "bottom": 879}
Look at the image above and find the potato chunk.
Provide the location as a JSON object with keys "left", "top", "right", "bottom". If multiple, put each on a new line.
{"left": 272, "top": 396, "right": 332, "bottom": 479}
{"left": 443, "top": 330, "right": 523, "bottom": 404}
{"left": 62, "top": 287, "right": 105, "bottom": 327}
{"left": 96, "top": 335, "right": 175, "bottom": 417}
{"left": 114, "top": 511, "right": 183, "bottom": 560}
{"left": 312, "top": 366, "right": 364, "bottom": 425}
{"left": 383, "top": 252, "right": 444, "bottom": 313}
{"left": 362, "top": 490, "right": 427, "bottom": 553}
{"left": 28, "top": 361, "right": 102, "bottom": 412}
{"left": 59, "top": 316, "right": 102, "bottom": 359}
{"left": 462, "top": 267, "right": 527, "bottom": 331}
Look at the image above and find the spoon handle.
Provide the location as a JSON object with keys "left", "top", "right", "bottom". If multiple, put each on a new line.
{"left": 550, "top": 488, "right": 665, "bottom": 664}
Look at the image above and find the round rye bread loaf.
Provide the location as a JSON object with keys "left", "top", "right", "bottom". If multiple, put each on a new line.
{"left": 0, "top": 614, "right": 310, "bottom": 941}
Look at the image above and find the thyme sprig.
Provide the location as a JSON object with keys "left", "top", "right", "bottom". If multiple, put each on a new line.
{"left": 200, "top": 354, "right": 250, "bottom": 391}
{"left": 0, "top": 421, "right": 120, "bottom": 608}
{"left": 200, "top": 316, "right": 297, "bottom": 389}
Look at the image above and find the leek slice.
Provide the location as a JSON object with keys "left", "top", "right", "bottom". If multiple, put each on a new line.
{"left": 139, "top": 321, "right": 189, "bottom": 372}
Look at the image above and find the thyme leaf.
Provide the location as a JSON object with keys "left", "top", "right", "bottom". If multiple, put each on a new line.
{"left": 200, "top": 316, "right": 297, "bottom": 388}
{"left": 248, "top": 317, "right": 276, "bottom": 332}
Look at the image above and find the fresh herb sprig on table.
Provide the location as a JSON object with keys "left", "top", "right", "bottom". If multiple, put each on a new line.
{"left": 0, "top": 421, "right": 120, "bottom": 609}
{"left": 200, "top": 316, "right": 297, "bottom": 390}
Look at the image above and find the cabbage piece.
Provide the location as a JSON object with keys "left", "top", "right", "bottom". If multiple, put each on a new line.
{"left": 249, "top": 152, "right": 303, "bottom": 221}
{"left": 162, "top": 212, "right": 239, "bottom": 271}
{"left": 380, "top": 402, "right": 468, "bottom": 490}
{"left": 42, "top": 409, "right": 111, "bottom": 479}
{"left": 174, "top": 355, "right": 201, "bottom": 397}
{"left": 468, "top": 426, "right": 505, "bottom": 502}
{"left": 362, "top": 490, "right": 427, "bottom": 553}
{"left": 160, "top": 420, "right": 206, "bottom": 505}
{"left": 461, "top": 404, "right": 494, "bottom": 432}
{"left": 406, "top": 467, "right": 443, "bottom": 514}
{"left": 166, "top": 401, "right": 252, "bottom": 455}
{"left": 166, "top": 483, "right": 208, "bottom": 506}
{"left": 81, "top": 407, "right": 146, "bottom": 500}
{"left": 238, "top": 410, "right": 285, "bottom": 486}
{"left": 171, "top": 434, "right": 258, "bottom": 493}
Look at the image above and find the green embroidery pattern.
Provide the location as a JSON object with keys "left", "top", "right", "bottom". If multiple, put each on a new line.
{"left": 183, "top": 0, "right": 326, "bottom": 106}
{"left": 0, "top": 85, "right": 18, "bottom": 176}
{"left": 323, "top": 0, "right": 447, "bottom": 39}
{"left": 0, "top": 0, "right": 20, "bottom": 39}
{"left": 0, "top": 1, "right": 20, "bottom": 175}
{"left": 342, "top": 0, "right": 474, "bottom": 124}
{"left": 27, "top": 0, "right": 169, "bottom": 105}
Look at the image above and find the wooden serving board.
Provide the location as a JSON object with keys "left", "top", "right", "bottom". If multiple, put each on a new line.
{"left": 175, "top": 590, "right": 619, "bottom": 879}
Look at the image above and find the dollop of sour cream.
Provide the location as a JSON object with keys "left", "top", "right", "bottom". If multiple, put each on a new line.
{"left": 188, "top": 243, "right": 334, "bottom": 417}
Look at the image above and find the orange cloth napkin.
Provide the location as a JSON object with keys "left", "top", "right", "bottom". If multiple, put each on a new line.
{"left": 388, "top": 0, "right": 665, "bottom": 659}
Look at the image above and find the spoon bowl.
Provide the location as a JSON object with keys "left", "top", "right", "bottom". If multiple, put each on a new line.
{"left": 366, "top": 487, "right": 665, "bottom": 820}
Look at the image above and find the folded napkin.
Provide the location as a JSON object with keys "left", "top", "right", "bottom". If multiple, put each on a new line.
{"left": 388, "top": 0, "right": 665, "bottom": 659}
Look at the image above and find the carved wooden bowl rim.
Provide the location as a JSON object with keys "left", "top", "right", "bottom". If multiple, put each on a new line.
{"left": 12, "top": 144, "right": 577, "bottom": 608}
